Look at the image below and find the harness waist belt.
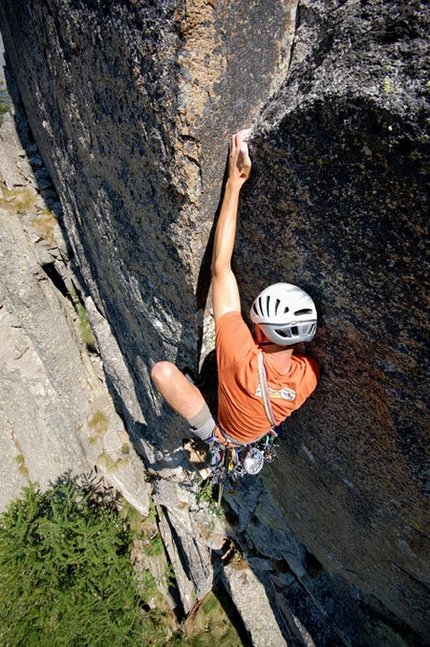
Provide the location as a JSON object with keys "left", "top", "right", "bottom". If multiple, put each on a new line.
{"left": 217, "top": 424, "right": 272, "bottom": 447}
{"left": 217, "top": 425, "right": 244, "bottom": 446}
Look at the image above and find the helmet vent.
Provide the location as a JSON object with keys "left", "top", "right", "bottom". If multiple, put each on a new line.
{"left": 258, "top": 296, "right": 263, "bottom": 314}
{"left": 250, "top": 283, "right": 317, "bottom": 345}
{"left": 275, "top": 329, "right": 291, "bottom": 339}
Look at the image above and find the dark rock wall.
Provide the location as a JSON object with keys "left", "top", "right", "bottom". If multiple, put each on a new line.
{"left": 236, "top": 1, "right": 429, "bottom": 636}
{"left": 0, "top": 0, "right": 298, "bottom": 442}
{"left": 0, "top": 0, "right": 428, "bottom": 641}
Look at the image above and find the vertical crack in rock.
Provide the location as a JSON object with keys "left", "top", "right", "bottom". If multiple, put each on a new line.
{"left": 0, "top": 1, "right": 428, "bottom": 643}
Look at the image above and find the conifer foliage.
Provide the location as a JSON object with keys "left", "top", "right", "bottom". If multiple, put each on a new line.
{"left": 0, "top": 476, "right": 159, "bottom": 645}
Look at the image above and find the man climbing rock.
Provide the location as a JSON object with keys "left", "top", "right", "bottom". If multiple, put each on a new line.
{"left": 151, "top": 130, "right": 319, "bottom": 448}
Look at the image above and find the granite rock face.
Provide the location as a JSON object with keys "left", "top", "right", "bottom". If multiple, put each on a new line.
{"left": 238, "top": 0, "right": 430, "bottom": 639}
{"left": 0, "top": 0, "right": 299, "bottom": 445}
{"left": 0, "top": 106, "right": 150, "bottom": 517}
{"left": 0, "top": 0, "right": 428, "bottom": 643}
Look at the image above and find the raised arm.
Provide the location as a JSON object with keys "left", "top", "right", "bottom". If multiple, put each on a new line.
{"left": 211, "top": 131, "right": 252, "bottom": 322}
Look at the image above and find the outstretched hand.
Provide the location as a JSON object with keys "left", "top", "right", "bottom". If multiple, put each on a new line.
{"left": 211, "top": 130, "right": 251, "bottom": 321}
{"left": 228, "top": 130, "right": 252, "bottom": 186}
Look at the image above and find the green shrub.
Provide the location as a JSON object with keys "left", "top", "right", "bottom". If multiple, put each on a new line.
{"left": 182, "top": 587, "right": 245, "bottom": 647}
{"left": 0, "top": 477, "right": 167, "bottom": 646}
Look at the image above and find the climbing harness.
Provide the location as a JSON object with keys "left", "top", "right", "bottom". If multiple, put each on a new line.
{"left": 207, "top": 429, "right": 279, "bottom": 511}
{"left": 208, "top": 429, "right": 279, "bottom": 481}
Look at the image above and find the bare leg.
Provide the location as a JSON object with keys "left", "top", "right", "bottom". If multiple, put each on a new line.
{"left": 151, "top": 361, "right": 207, "bottom": 420}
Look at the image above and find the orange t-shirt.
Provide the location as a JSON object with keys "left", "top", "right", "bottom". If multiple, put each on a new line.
{"left": 215, "top": 311, "right": 319, "bottom": 444}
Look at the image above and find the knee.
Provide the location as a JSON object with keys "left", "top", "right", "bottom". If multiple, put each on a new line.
{"left": 151, "top": 361, "right": 176, "bottom": 390}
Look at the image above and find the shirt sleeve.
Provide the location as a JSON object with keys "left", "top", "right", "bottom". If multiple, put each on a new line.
{"left": 293, "top": 354, "right": 320, "bottom": 406}
{"left": 215, "top": 311, "right": 255, "bottom": 371}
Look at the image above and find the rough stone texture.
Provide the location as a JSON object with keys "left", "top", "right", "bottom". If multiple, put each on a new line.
{"left": 0, "top": 36, "right": 348, "bottom": 647}
{"left": 0, "top": 0, "right": 429, "bottom": 643}
{"left": 0, "top": 0, "right": 299, "bottom": 450}
{"left": 152, "top": 477, "right": 214, "bottom": 614}
{"left": 239, "top": 2, "right": 430, "bottom": 640}
{"left": 222, "top": 558, "right": 287, "bottom": 647}
{"left": 0, "top": 104, "right": 150, "bottom": 517}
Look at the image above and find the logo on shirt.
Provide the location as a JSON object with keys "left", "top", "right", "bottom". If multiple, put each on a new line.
{"left": 255, "top": 385, "right": 296, "bottom": 401}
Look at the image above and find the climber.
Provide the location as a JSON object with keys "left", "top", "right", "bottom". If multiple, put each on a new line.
{"left": 151, "top": 130, "right": 319, "bottom": 447}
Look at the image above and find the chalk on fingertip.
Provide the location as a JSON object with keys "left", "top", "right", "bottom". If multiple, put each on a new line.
{"left": 241, "top": 128, "right": 252, "bottom": 142}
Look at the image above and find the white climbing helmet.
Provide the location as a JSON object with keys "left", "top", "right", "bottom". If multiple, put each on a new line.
{"left": 250, "top": 282, "right": 317, "bottom": 346}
